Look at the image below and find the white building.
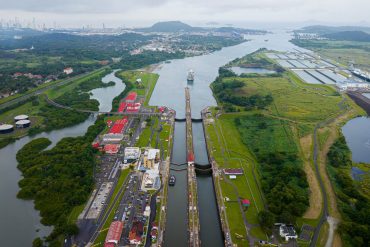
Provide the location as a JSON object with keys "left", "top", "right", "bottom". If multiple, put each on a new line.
{"left": 124, "top": 147, "right": 141, "bottom": 161}
{"left": 279, "top": 224, "right": 298, "bottom": 241}
{"left": 102, "top": 133, "right": 124, "bottom": 143}
{"left": 63, "top": 67, "right": 73, "bottom": 75}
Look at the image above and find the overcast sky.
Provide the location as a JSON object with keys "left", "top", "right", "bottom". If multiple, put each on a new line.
{"left": 0, "top": 0, "right": 369, "bottom": 28}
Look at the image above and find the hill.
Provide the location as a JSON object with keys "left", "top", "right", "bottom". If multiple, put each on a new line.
{"left": 135, "top": 21, "right": 266, "bottom": 34}
{"left": 135, "top": 21, "right": 198, "bottom": 32}
{"left": 297, "top": 25, "right": 370, "bottom": 35}
{"left": 324, "top": 30, "right": 370, "bottom": 42}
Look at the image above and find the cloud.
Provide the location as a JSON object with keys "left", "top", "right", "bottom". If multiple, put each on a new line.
{"left": 0, "top": 0, "right": 369, "bottom": 27}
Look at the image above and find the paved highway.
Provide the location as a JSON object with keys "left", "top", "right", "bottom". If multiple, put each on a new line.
{"left": 0, "top": 68, "right": 108, "bottom": 111}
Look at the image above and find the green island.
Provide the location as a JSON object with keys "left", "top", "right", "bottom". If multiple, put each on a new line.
{"left": 203, "top": 49, "right": 366, "bottom": 246}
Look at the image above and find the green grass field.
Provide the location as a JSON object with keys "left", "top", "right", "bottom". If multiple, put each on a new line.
{"left": 205, "top": 115, "right": 267, "bottom": 244}
{"left": 230, "top": 74, "right": 343, "bottom": 122}
{"left": 203, "top": 56, "right": 356, "bottom": 245}
{"left": 116, "top": 70, "right": 159, "bottom": 106}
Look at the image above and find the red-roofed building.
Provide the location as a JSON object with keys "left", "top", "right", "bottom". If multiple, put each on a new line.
{"left": 92, "top": 142, "right": 100, "bottom": 149}
{"left": 105, "top": 221, "right": 124, "bottom": 245}
{"left": 104, "top": 243, "right": 115, "bottom": 247}
{"left": 109, "top": 118, "right": 128, "bottom": 134}
{"left": 129, "top": 221, "right": 144, "bottom": 245}
{"left": 126, "top": 103, "right": 141, "bottom": 113}
{"left": 125, "top": 92, "right": 137, "bottom": 103}
{"left": 159, "top": 106, "right": 166, "bottom": 113}
{"left": 118, "top": 102, "right": 127, "bottom": 112}
{"left": 106, "top": 120, "right": 113, "bottom": 127}
{"left": 104, "top": 144, "right": 120, "bottom": 154}
{"left": 13, "top": 72, "right": 23, "bottom": 78}
{"left": 242, "top": 199, "right": 250, "bottom": 207}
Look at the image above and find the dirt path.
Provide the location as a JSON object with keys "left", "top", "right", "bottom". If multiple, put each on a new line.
{"left": 325, "top": 216, "right": 340, "bottom": 247}
{"left": 300, "top": 134, "right": 323, "bottom": 219}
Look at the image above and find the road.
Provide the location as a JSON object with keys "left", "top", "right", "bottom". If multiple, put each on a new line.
{"left": 0, "top": 67, "right": 107, "bottom": 111}
{"left": 45, "top": 95, "right": 162, "bottom": 117}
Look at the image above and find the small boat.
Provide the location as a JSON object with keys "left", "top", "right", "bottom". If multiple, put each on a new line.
{"left": 169, "top": 175, "right": 176, "bottom": 186}
{"left": 187, "top": 69, "right": 195, "bottom": 82}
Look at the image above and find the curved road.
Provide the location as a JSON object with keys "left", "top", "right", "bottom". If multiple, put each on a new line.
{"left": 0, "top": 68, "right": 108, "bottom": 111}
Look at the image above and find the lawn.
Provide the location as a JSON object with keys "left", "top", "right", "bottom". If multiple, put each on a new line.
{"left": 116, "top": 70, "right": 159, "bottom": 106}
{"left": 204, "top": 114, "right": 267, "bottom": 243}
{"left": 245, "top": 75, "right": 342, "bottom": 122}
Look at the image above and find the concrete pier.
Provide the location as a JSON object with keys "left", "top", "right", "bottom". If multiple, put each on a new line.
{"left": 185, "top": 87, "right": 200, "bottom": 247}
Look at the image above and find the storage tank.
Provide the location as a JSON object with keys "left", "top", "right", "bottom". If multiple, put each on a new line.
{"left": 14, "top": 114, "right": 29, "bottom": 122}
{"left": 15, "top": 119, "right": 31, "bottom": 128}
{"left": 0, "top": 124, "right": 14, "bottom": 134}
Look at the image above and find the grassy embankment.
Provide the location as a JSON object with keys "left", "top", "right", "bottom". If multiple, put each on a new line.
{"left": 204, "top": 51, "right": 364, "bottom": 245}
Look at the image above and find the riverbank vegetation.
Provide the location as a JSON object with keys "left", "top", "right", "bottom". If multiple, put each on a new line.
{"left": 204, "top": 49, "right": 364, "bottom": 244}
{"left": 326, "top": 136, "right": 370, "bottom": 247}
{"left": 16, "top": 116, "right": 106, "bottom": 246}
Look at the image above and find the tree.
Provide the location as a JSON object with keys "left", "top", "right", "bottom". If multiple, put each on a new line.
{"left": 32, "top": 238, "right": 43, "bottom": 247}
{"left": 258, "top": 210, "right": 275, "bottom": 232}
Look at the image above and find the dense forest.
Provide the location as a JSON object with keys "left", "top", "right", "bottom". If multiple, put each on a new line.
{"left": 17, "top": 116, "right": 106, "bottom": 247}
{"left": 234, "top": 115, "right": 309, "bottom": 227}
{"left": 212, "top": 67, "right": 273, "bottom": 111}
{"left": 327, "top": 136, "right": 370, "bottom": 247}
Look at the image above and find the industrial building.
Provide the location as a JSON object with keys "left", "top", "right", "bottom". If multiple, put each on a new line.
{"left": 104, "top": 144, "right": 120, "bottom": 154}
{"left": 143, "top": 149, "right": 160, "bottom": 169}
{"left": 105, "top": 221, "right": 124, "bottom": 246}
{"left": 0, "top": 124, "right": 14, "bottom": 134}
{"left": 102, "top": 133, "right": 124, "bottom": 143}
{"left": 125, "top": 92, "right": 137, "bottom": 103}
{"left": 139, "top": 148, "right": 161, "bottom": 191}
{"left": 126, "top": 102, "right": 141, "bottom": 113}
{"left": 124, "top": 147, "right": 141, "bottom": 163}
{"left": 109, "top": 118, "right": 128, "bottom": 134}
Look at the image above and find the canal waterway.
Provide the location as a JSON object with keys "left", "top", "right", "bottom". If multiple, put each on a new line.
{"left": 0, "top": 70, "right": 124, "bottom": 246}
{"left": 0, "top": 30, "right": 314, "bottom": 246}
{"left": 149, "top": 30, "right": 309, "bottom": 247}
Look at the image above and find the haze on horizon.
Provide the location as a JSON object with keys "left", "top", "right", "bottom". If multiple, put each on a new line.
{"left": 0, "top": 0, "right": 369, "bottom": 28}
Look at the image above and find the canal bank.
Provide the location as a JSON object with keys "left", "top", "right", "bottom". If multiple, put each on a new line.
{"left": 149, "top": 30, "right": 310, "bottom": 247}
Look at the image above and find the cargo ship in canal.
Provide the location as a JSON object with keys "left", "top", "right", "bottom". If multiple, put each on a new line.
{"left": 187, "top": 69, "right": 195, "bottom": 82}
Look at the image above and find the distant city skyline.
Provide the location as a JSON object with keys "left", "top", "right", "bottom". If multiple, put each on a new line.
{"left": 0, "top": 0, "right": 369, "bottom": 28}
